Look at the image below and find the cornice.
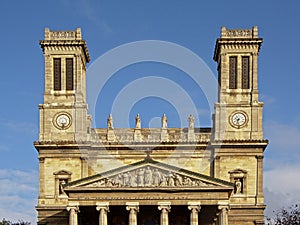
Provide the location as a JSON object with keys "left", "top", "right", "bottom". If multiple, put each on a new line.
{"left": 39, "top": 39, "right": 90, "bottom": 62}
{"left": 33, "top": 140, "right": 211, "bottom": 151}
{"left": 210, "top": 139, "right": 269, "bottom": 150}
{"left": 213, "top": 38, "right": 263, "bottom": 61}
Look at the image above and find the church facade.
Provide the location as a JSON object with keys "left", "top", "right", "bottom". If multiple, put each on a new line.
{"left": 34, "top": 27, "right": 268, "bottom": 225}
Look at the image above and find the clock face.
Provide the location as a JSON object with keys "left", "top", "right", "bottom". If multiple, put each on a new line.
{"left": 54, "top": 113, "right": 71, "bottom": 129}
{"left": 230, "top": 112, "right": 247, "bottom": 128}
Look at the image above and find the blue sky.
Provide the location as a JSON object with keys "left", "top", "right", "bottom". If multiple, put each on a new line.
{"left": 0, "top": 0, "right": 300, "bottom": 223}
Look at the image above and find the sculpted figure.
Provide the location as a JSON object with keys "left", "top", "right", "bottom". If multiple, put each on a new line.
{"left": 235, "top": 178, "right": 242, "bottom": 194}
{"left": 135, "top": 114, "right": 141, "bottom": 129}
{"left": 144, "top": 166, "right": 153, "bottom": 186}
{"left": 115, "top": 174, "right": 123, "bottom": 187}
{"left": 107, "top": 114, "right": 113, "bottom": 129}
{"left": 123, "top": 172, "right": 131, "bottom": 186}
{"left": 183, "top": 177, "right": 192, "bottom": 186}
{"left": 137, "top": 169, "right": 144, "bottom": 186}
{"left": 160, "top": 175, "right": 167, "bottom": 187}
{"left": 59, "top": 180, "right": 66, "bottom": 195}
{"left": 130, "top": 174, "right": 137, "bottom": 187}
{"left": 152, "top": 169, "right": 161, "bottom": 186}
{"left": 105, "top": 178, "right": 113, "bottom": 187}
{"left": 98, "top": 180, "right": 106, "bottom": 186}
{"left": 196, "top": 180, "right": 205, "bottom": 186}
{"left": 188, "top": 114, "right": 194, "bottom": 129}
{"left": 167, "top": 172, "right": 175, "bottom": 186}
{"left": 175, "top": 174, "right": 183, "bottom": 186}
{"left": 161, "top": 114, "right": 168, "bottom": 128}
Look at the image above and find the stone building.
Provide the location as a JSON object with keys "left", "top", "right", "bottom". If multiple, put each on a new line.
{"left": 34, "top": 27, "right": 268, "bottom": 225}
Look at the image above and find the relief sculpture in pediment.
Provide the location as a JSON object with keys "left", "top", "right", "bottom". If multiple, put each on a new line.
{"left": 86, "top": 166, "right": 211, "bottom": 188}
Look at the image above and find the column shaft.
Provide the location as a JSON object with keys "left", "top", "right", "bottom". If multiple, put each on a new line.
{"left": 188, "top": 203, "right": 201, "bottom": 225}
{"left": 67, "top": 206, "right": 79, "bottom": 225}
{"left": 161, "top": 208, "right": 169, "bottom": 225}
{"left": 99, "top": 208, "right": 108, "bottom": 225}
{"left": 96, "top": 203, "right": 109, "bottom": 225}
{"left": 69, "top": 208, "right": 74, "bottom": 225}
{"left": 158, "top": 203, "right": 171, "bottom": 225}
{"left": 129, "top": 208, "right": 138, "bottom": 225}
{"left": 126, "top": 204, "right": 139, "bottom": 225}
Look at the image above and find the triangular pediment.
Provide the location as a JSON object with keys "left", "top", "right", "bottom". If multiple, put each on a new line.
{"left": 64, "top": 158, "right": 234, "bottom": 191}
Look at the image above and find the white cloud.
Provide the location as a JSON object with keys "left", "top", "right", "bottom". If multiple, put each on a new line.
{"left": 0, "top": 195, "right": 37, "bottom": 223}
{"left": 264, "top": 188, "right": 296, "bottom": 219}
{"left": 0, "top": 169, "right": 38, "bottom": 224}
{"left": 263, "top": 120, "right": 300, "bottom": 219}
{"left": 264, "top": 161, "right": 300, "bottom": 219}
{"left": 264, "top": 165, "right": 300, "bottom": 195}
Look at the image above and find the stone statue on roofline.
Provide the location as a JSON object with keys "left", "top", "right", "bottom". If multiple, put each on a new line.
{"left": 188, "top": 114, "right": 194, "bottom": 129}
{"left": 161, "top": 114, "right": 167, "bottom": 128}
{"left": 135, "top": 114, "right": 141, "bottom": 129}
{"left": 107, "top": 114, "right": 113, "bottom": 129}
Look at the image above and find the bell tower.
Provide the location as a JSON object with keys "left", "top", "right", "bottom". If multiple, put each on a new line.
{"left": 213, "top": 26, "right": 263, "bottom": 140}
{"left": 211, "top": 28, "right": 267, "bottom": 219}
{"left": 39, "top": 28, "right": 91, "bottom": 142}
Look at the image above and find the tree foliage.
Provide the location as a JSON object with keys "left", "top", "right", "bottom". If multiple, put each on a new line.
{"left": 0, "top": 218, "right": 30, "bottom": 225}
{"left": 267, "top": 204, "right": 300, "bottom": 225}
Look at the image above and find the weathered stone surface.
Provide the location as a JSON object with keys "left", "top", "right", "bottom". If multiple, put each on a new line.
{"left": 35, "top": 27, "right": 268, "bottom": 225}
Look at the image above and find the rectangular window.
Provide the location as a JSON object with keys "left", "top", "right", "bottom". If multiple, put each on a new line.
{"left": 66, "top": 58, "right": 74, "bottom": 90}
{"left": 229, "top": 56, "right": 237, "bottom": 89}
{"left": 53, "top": 58, "right": 61, "bottom": 90}
{"left": 242, "top": 56, "right": 250, "bottom": 89}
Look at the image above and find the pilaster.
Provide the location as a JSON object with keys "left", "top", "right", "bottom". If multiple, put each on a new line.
{"left": 38, "top": 157, "right": 45, "bottom": 199}
{"left": 256, "top": 155, "right": 264, "bottom": 204}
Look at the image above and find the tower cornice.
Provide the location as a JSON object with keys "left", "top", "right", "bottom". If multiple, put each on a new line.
{"left": 39, "top": 28, "right": 90, "bottom": 62}
{"left": 213, "top": 26, "right": 263, "bottom": 61}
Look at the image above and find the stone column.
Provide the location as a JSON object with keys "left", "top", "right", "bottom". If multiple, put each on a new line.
{"left": 188, "top": 202, "right": 201, "bottom": 225}
{"left": 96, "top": 202, "right": 109, "bottom": 225}
{"left": 126, "top": 202, "right": 139, "bottom": 225}
{"left": 218, "top": 205, "right": 229, "bottom": 225}
{"left": 67, "top": 204, "right": 79, "bottom": 225}
{"left": 158, "top": 202, "right": 171, "bottom": 225}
